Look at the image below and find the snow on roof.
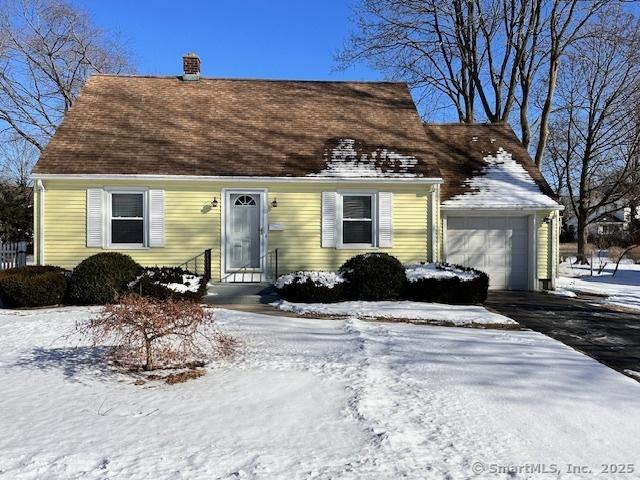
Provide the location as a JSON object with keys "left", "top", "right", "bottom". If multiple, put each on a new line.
{"left": 308, "top": 139, "right": 421, "bottom": 178}
{"left": 442, "top": 148, "right": 559, "bottom": 209}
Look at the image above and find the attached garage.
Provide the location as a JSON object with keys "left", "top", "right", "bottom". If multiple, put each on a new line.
{"left": 432, "top": 133, "right": 565, "bottom": 292}
{"left": 445, "top": 216, "right": 530, "bottom": 290}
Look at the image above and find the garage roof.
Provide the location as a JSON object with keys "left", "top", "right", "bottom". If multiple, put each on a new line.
{"left": 424, "top": 123, "right": 559, "bottom": 208}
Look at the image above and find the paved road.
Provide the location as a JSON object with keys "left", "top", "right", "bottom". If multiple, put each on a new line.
{"left": 487, "top": 291, "right": 640, "bottom": 378}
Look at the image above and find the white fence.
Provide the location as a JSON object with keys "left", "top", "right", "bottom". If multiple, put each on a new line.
{"left": 0, "top": 241, "right": 28, "bottom": 270}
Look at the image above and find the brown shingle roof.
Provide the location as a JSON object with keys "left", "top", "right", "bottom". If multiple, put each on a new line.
{"left": 32, "top": 75, "right": 440, "bottom": 178}
{"left": 423, "top": 123, "right": 556, "bottom": 201}
{"left": 33, "top": 75, "right": 556, "bottom": 206}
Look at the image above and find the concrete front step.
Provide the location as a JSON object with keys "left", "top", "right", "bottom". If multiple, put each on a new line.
{"left": 204, "top": 282, "right": 279, "bottom": 305}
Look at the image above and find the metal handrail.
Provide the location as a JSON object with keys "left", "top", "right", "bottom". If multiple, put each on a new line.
{"left": 178, "top": 249, "right": 212, "bottom": 282}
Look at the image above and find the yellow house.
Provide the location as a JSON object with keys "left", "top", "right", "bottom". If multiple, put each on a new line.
{"left": 31, "top": 54, "right": 562, "bottom": 291}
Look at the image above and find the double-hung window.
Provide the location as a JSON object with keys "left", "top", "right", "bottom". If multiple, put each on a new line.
{"left": 109, "top": 192, "right": 146, "bottom": 247}
{"left": 341, "top": 194, "right": 375, "bottom": 246}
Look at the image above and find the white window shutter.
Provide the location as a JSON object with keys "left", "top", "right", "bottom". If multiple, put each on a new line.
{"left": 86, "top": 188, "right": 104, "bottom": 248}
{"left": 378, "top": 192, "right": 393, "bottom": 247}
{"left": 321, "top": 191, "right": 337, "bottom": 248}
{"left": 148, "top": 189, "right": 165, "bottom": 247}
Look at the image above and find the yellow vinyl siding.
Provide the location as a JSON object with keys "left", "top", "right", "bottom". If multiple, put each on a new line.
{"left": 536, "top": 211, "right": 560, "bottom": 281}
{"left": 41, "top": 181, "right": 222, "bottom": 275}
{"left": 264, "top": 185, "right": 431, "bottom": 273}
{"left": 38, "top": 179, "right": 434, "bottom": 280}
{"left": 551, "top": 210, "right": 560, "bottom": 279}
{"left": 536, "top": 214, "right": 550, "bottom": 279}
{"left": 35, "top": 178, "right": 560, "bottom": 286}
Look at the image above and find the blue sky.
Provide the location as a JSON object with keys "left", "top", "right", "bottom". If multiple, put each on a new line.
{"left": 78, "top": 0, "right": 379, "bottom": 81}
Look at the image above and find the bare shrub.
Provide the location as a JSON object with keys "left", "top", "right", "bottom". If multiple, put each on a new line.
{"left": 597, "top": 231, "right": 640, "bottom": 275}
{"left": 608, "top": 246, "right": 624, "bottom": 263}
{"left": 629, "top": 246, "right": 640, "bottom": 264}
{"left": 584, "top": 244, "right": 596, "bottom": 258}
{"left": 80, "top": 293, "right": 236, "bottom": 371}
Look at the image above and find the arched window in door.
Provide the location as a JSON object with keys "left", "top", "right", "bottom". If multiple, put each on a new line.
{"left": 234, "top": 195, "right": 257, "bottom": 206}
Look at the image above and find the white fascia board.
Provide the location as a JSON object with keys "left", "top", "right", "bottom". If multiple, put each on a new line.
{"left": 31, "top": 173, "right": 444, "bottom": 185}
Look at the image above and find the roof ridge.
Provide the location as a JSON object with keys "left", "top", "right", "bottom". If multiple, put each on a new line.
{"left": 91, "top": 73, "right": 406, "bottom": 85}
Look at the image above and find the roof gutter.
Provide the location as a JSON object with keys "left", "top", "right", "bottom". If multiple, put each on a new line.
{"left": 442, "top": 204, "right": 564, "bottom": 211}
{"left": 31, "top": 173, "right": 444, "bottom": 185}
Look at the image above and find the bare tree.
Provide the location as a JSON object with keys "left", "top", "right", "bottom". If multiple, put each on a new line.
{"left": 546, "top": 9, "right": 640, "bottom": 263}
{"left": 0, "top": 0, "right": 130, "bottom": 152}
{"left": 340, "top": 0, "right": 610, "bottom": 166}
{"left": 0, "top": 137, "right": 35, "bottom": 241}
{"left": 0, "top": 136, "right": 37, "bottom": 183}
{"left": 531, "top": 0, "right": 611, "bottom": 167}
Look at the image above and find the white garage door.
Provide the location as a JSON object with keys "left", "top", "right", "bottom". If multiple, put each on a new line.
{"left": 446, "top": 216, "right": 529, "bottom": 290}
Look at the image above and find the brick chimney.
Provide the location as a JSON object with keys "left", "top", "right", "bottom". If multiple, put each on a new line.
{"left": 182, "top": 53, "right": 200, "bottom": 81}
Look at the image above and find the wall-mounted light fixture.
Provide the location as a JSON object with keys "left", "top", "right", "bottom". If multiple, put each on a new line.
{"left": 271, "top": 198, "right": 278, "bottom": 208}
{"left": 211, "top": 197, "right": 218, "bottom": 208}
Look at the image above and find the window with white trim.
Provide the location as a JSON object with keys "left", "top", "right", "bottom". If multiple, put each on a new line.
{"left": 109, "top": 192, "right": 146, "bottom": 246}
{"left": 341, "top": 194, "right": 375, "bottom": 246}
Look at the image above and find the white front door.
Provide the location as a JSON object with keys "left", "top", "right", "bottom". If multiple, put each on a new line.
{"left": 446, "top": 216, "right": 529, "bottom": 290}
{"left": 225, "top": 192, "right": 264, "bottom": 282}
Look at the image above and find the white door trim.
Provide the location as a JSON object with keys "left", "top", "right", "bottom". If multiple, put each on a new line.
{"left": 221, "top": 188, "right": 268, "bottom": 282}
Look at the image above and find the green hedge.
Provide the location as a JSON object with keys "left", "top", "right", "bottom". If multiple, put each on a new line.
{"left": 339, "top": 253, "right": 405, "bottom": 301}
{"left": 403, "top": 265, "right": 489, "bottom": 304}
{"left": 66, "top": 253, "right": 143, "bottom": 305}
{"left": 275, "top": 273, "right": 346, "bottom": 303}
{"left": 275, "top": 256, "right": 489, "bottom": 305}
{"left": 0, "top": 256, "right": 210, "bottom": 308}
{"left": 0, "top": 266, "right": 68, "bottom": 308}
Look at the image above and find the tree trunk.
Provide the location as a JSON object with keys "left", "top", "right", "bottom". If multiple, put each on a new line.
{"left": 613, "top": 245, "right": 637, "bottom": 277}
{"left": 534, "top": 54, "right": 560, "bottom": 167}
{"left": 144, "top": 338, "right": 153, "bottom": 371}
{"left": 629, "top": 200, "right": 639, "bottom": 233}
{"left": 519, "top": 84, "right": 531, "bottom": 148}
{"left": 575, "top": 214, "right": 589, "bottom": 264}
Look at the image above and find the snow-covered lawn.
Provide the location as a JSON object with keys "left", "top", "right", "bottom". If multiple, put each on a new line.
{"left": 1, "top": 307, "right": 640, "bottom": 479}
{"left": 558, "top": 259, "right": 640, "bottom": 312}
{"left": 273, "top": 299, "right": 516, "bottom": 326}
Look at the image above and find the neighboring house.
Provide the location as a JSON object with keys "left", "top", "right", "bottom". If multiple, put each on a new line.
{"left": 31, "top": 54, "right": 562, "bottom": 291}
{"left": 594, "top": 212, "right": 628, "bottom": 235}
{"left": 563, "top": 199, "right": 637, "bottom": 237}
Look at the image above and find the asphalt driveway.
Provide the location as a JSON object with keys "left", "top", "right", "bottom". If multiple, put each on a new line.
{"left": 486, "top": 291, "right": 640, "bottom": 378}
